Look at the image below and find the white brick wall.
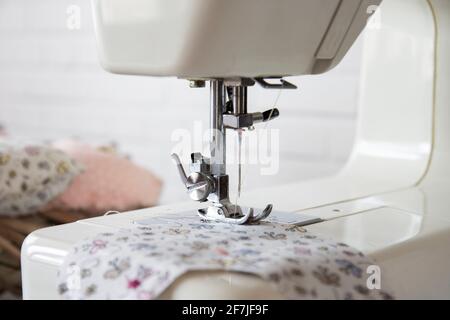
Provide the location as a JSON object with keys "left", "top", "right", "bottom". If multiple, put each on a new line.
{"left": 0, "top": 0, "right": 363, "bottom": 204}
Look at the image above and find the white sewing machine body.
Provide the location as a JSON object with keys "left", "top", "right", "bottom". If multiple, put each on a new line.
{"left": 22, "top": 0, "right": 450, "bottom": 299}
{"left": 91, "top": 0, "right": 379, "bottom": 78}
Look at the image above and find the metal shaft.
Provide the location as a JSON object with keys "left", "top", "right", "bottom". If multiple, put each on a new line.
{"left": 210, "top": 80, "right": 226, "bottom": 175}
{"left": 232, "top": 86, "right": 247, "bottom": 114}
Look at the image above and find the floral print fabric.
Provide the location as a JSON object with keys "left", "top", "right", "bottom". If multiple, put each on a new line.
{"left": 58, "top": 215, "right": 394, "bottom": 300}
{"left": 0, "top": 143, "right": 82, "bottom": 216}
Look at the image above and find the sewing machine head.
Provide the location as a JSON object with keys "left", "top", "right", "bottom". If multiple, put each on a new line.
{"left": 91, "top": 0, "right": 380, "bottom": 224}
{"left": 92, "top": 0, "right": 380, "bottom": 77}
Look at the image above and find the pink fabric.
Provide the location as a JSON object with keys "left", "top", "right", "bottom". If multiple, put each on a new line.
{"left": 46, "top": 140, "right": 162, "bottom": 214}
{"left": 0, "top": 125, "right": 7, "bottom": 137}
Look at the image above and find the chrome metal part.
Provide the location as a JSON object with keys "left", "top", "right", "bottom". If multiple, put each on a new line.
{"left": 172, "top": 77, "right": 296, "bottom": 224}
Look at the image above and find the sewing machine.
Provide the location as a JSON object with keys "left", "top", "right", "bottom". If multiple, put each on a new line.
{"left": 21, "top": 0, "right": 450, "bottom": 299}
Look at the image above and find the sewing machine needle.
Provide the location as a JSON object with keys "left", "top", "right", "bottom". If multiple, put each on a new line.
{"left": 233, "top": 128, "right": 243, "bottom": 214}
{"left": 237, "top": 129, "right": 243, "bottom": 198}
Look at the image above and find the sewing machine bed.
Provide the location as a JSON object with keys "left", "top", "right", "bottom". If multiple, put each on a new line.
{"left": 21, "top": 182, "right": 450, "bottom": 299}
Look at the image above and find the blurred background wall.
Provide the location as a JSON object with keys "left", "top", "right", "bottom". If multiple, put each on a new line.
{"left": 0, "top": 0, "right": 364, "bottom": 204}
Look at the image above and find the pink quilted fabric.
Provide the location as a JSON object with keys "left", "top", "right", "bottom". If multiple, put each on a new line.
{"left": 45, "top": 140, "right": 162, "bottom": 214}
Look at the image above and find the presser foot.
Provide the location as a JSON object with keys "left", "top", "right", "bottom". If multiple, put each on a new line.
{"left": 198, "top": 204, "right": 273, "bottom": 225}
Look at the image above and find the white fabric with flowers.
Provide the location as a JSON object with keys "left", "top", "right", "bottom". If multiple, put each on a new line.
{"left": 58, "top": 214, "right": 393, "bottom": 300}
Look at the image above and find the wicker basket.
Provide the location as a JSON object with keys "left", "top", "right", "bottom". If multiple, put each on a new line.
{"left": 0, "top": 210, "right": 98, "bottom": 297}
